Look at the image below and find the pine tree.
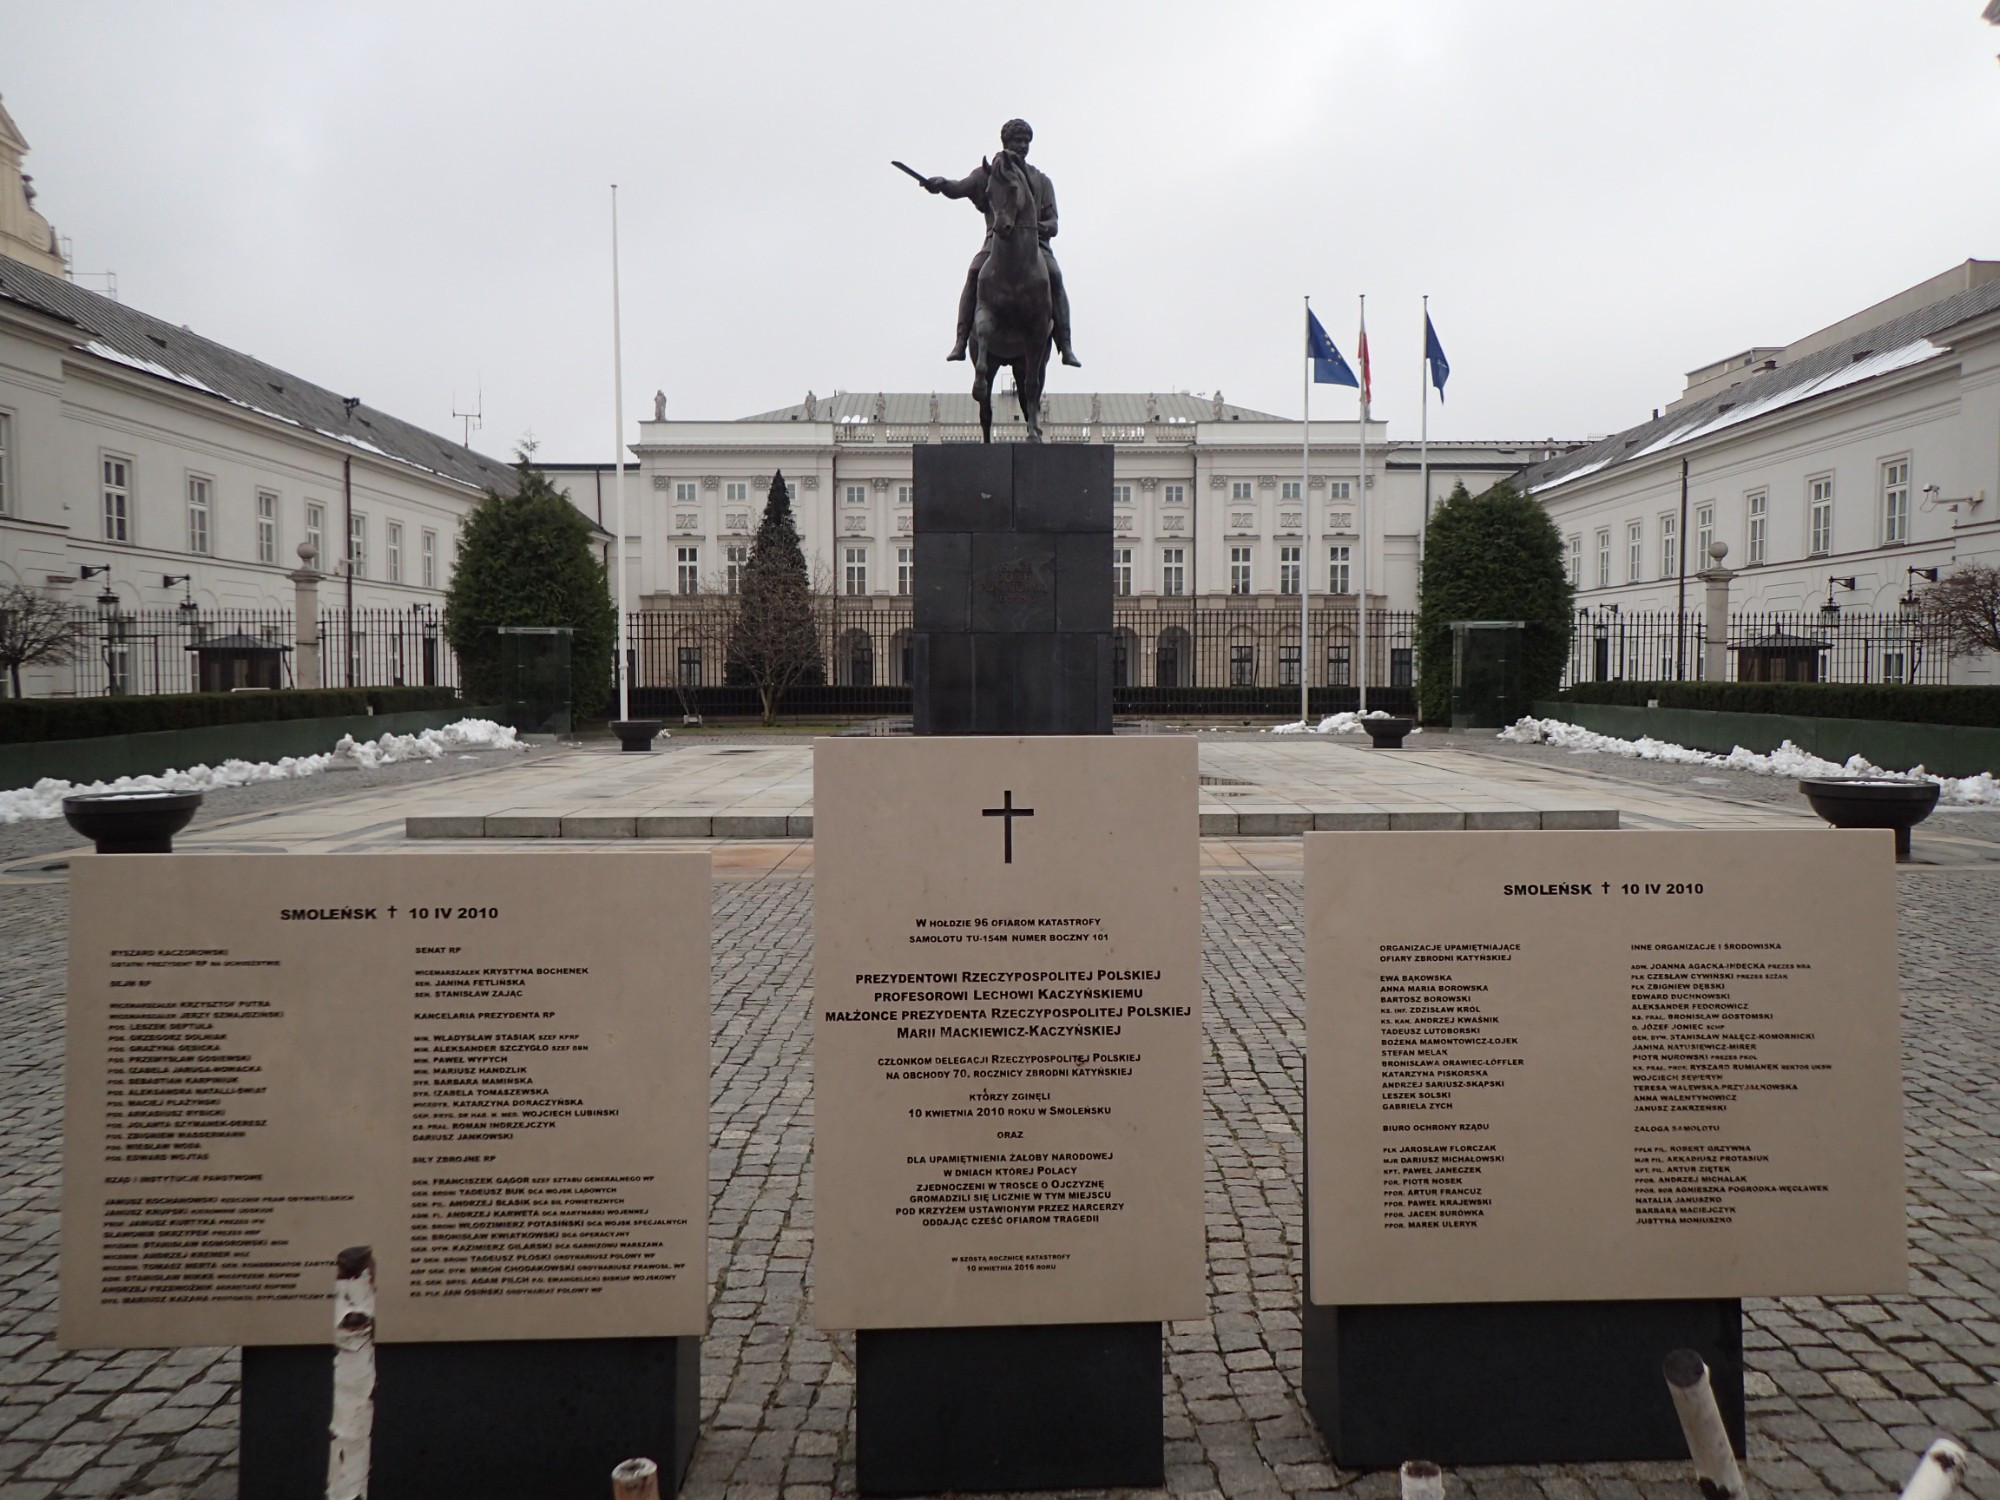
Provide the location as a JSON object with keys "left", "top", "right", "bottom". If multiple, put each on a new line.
{"left": 444, "top": 456, "right": 617, "bottom": 715}
{"left": 726, "top": 471, "right": 824, "bottom": 724}
{"left": 1415, "top": 481, "right": 1573, "bottom": 723}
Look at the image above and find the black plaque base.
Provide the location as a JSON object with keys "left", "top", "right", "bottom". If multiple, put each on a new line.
{"left": 855, "top": 1321, "right": 1162, "bottom": 1495}
{"left": 911, "top": 443, "right": 1113, "bottom": 736}
{"left": 1300, "top": 1298, "right": 1743, "bottom": 1467}
{"left": 239, "top": 1335, "right": 700, "bottom": 1500}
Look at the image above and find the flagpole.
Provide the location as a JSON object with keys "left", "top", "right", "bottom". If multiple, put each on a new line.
{"left": 1357, "top": 293, "right": 1369, "bottom": 716}
{"left": 610, "top": 183, "right": 630, "bottom": 724}
{"left": 1300, "top": 296, "right": 1311, "bottom": 727}
{"left": 1419, "top": 294, "right": 1431, "bottom": 574}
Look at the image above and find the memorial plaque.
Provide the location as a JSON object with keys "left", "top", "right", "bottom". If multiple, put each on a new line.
{"left": 813, "top": 736, "right": 1202, "bottom": 1330}
{"left": 1307, "top": 829, "right": 1906, "bottom": 1305}
{"left": 62, "top": 850, "right": 710, "bottom": 1349}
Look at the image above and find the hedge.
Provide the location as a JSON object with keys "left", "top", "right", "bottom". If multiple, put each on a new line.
{"left": 0, "top": 685, "right": 462, "bottom": 745}
{"left": 1558, "top": 680, "right": 2000, "bottom": 728}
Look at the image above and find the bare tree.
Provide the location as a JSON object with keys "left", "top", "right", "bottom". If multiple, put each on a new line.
{"left": 1924, "top": 564, "right": 2000, "bottom": 661}
{"left": 0, "top": 582, "right": 80, "bottom": 698}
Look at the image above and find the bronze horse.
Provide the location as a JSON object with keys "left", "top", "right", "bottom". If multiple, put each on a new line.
{"left": 969, "top": 150, "right": 1053, "bottom": 443}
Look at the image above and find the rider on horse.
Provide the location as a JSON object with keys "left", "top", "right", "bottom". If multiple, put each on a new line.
{"left": 924, "top": 119, "right": 1081, "bottom": 369}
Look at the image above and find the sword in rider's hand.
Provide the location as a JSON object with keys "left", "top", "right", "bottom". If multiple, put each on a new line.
{"left": 891, "top": 160, "right": 940, "bottom": 192}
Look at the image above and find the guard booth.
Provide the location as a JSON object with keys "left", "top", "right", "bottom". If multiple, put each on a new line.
{"left": 1449, "top": 619, "right": 1524, "bottom": 729}
{"left": 496, "top": 625, "right": 575, "bottom": 735}
{"left": 186, "top": 633, "right": 292, "bottom": 693}
{"left": 1731, "top": 630, "right": 1826, "bottom": 682}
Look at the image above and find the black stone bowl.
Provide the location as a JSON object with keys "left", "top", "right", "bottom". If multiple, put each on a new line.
{"left": 1798, "top": 776, "right": 1940, "bottom": 862}
{"left": 1362, "top": 717, "right": 1415, "bottom": 749}
{"left": 610, "top": 719, "right": 665, "bottom": 753}
{"left": 63, "top": 790, "right": 204, "bottom": 854}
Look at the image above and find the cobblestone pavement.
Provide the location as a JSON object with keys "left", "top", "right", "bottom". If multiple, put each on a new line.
{"left": 4, "top": 861, "right": 1998, "bottom": 1499}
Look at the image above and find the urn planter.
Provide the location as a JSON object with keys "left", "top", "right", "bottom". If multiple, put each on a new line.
{"left": 63, "top": 790, "right": 203, "bottom": 853}
{"left": 610, "top": 719, "right": 665, "bottom": 753}
{"left": 1798, "top": 776, "right": 1939, "bottom": 862}
{"left": 1362, "top": 717, "right": 1415, "bottom": 750}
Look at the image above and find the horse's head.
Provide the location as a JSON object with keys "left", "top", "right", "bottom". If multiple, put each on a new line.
{"left": 987, "top": 150, "right": 1035, "bottom": 238}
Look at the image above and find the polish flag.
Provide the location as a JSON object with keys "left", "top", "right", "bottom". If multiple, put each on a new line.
{"left": 1358, "top": 310, "right": 1372, "bottom": 409}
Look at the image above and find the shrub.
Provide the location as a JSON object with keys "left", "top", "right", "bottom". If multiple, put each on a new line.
{"left": 0, "top": 685, "right": 460, "bottom": 745}
{"left": 1557, "top": 679, "right": 2000, "bottom": 728}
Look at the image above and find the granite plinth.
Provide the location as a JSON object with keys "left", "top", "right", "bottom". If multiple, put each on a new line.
{"left": 911, "top": 444, "right": 1113, "bottom": 736}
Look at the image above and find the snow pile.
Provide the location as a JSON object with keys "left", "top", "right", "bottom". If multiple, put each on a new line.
{"left": 1271, "top": 710, "right": 1420, "bottom": 737}
{"left": 1498, "top": 716, "right": 2000, "bottom": 806}
{"left": 0, "top": 717, "right": 524, "bottom": 824}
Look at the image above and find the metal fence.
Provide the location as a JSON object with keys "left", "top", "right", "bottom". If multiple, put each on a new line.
{"left": 624, "top": 603, "right": 1419, "bottom": 692}
{"left": 55, "top": 605, "right": 458, "bottom": 697}
{"left": 1565, "top": 608, "right": 1955, "bottom": 687}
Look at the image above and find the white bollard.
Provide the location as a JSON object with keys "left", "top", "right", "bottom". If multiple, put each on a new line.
{"left": 325, "top": 1246, "right": 376, "bottom": 1500}
{"left": 1662, "top": 1349, "right": 1745, "bottom": 1500}
{"left": 612, "top": 1456, "right": 663, "bottom": 1499}
{"left": 1900, "top": 1439, "right": 1969, "bottom": 1500}
{"left": 1401, "top": 1459, "right": 1444, "bottom": 1500}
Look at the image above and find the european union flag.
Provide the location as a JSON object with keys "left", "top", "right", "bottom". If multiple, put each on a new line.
{"left": 1307, "top": 308, "right": 1359, "bottom": 387}
{"left": 1425, "top": 313, "right": 1450, "bottom": 400}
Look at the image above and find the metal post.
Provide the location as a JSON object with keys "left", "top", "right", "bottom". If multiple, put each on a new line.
{"left": 1663, "top": 1349, "right": 1744, "bottom": 1500}
{"left": 1675, "top": 458, "right": 1690, "bottom": 680}
{"left": 1300, "top": 295, "right": 1312, "bottom": 726}
{"left": 610, "top": 184, "right": 631, "bottom": 724}
{"left": 1356, "top": 294, "right": 1369, "bottom": 715}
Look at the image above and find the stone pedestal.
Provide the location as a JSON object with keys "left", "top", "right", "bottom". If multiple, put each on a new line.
{"left": 911, "top": 444, "right": 1113, "bottom": 735}
{"left": 239, "top": 1336, "right": 700, "bottom": 1499}
{"left": 857, "top": 441, "right": 1154, "bottom": 1495}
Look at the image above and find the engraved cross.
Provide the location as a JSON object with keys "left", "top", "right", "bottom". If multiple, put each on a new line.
{"left": 981, "top": 790, "right": 1035, "bottom": 864}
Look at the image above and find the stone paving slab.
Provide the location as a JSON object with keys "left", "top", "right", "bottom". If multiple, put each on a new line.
{"left": 6, "top": 864, "right": 1999, "bottom": 1500}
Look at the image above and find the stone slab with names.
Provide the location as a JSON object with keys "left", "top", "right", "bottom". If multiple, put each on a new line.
{"left": 1306, "top": 829, "right": 1907, "bottom": 1306}
{"left": 61, "top": 850, "right": 711, "bottom": 1350}
{"left": 812, "top": 735, "right": 1203, "bottom": 1330}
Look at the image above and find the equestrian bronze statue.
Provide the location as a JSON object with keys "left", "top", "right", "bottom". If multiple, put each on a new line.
{"left": 895, "top": 119, "right": 1079, "bottom": 443}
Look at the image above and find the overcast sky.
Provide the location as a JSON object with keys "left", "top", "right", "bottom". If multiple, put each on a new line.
{"left": 6, "top": 1, "right": 1998, "bottom": 461}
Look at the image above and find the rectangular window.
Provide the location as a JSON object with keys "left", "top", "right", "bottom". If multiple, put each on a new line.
{"left": 1746, "top": 490, "right": 1767, "bottom": 564}
{"left": 1112, "top": 484, "right": 1132, "bottom": 505}
{"left": 844, "top": 546, "right": 867, "bottom": 596}
{"left": 677, "top": 646, "right": 703, "bottom": 687}
{"left": 348, "top": 513, "right": 367, "bottom": 578}
{"left": 1163, "top": 484, "right": 1185, "bottom": 505}
{"left": 1659, "top": 512, "right": 1677, "bottom": 580}
{"left": 421, "top": 529, "right": 438, "bottom": 588}
{"left": 1327, "top": 644, "right": 1352, "bottom": 686}
{"left": 1230, "top": 644, "right": 1256, "bottom": 686}
{"left": 1695, "top": 502, "right": 1715, "bottom": 562}
{"left": 256, "top": 490, "right": 279, "bottom": 564}
{"left": 1595, "top": 529, "right": 1611, "bottom": 589}
{"left": 1279, "top": 543, "right": 1301, "bottom": 596}
{"left": 845, "top": 484, "right": 867, "bottom": 506}
{"left": 896, "top": 545, "right": 913, "bottom": 596}
{"left": 1881, "top": 649, "right": 1906, "bottom": 685}
{"left": 1808, "top": 477, "right": 1833, "bottom": 555}
{"left": 725, "top": 481, "right": 748, "bottom": 503}
{"left": 1881, "top": 459, "right": 1909, "bottom": 544}
{"left": 1568, "top": 535, "right": 1581, "bottom": 586}
{"left": 897, "top": 485, "right": 913, "bottom": 506}
{"left": 1113, "top": 547, "right": 1132, "bottom": 596}
{"left": 676, "top": 481, "right": 698, "bottom": 504}
{"left": 386, "top": 522, "right": 404, "bottom": 583}
{"left": 1279, "top": 644, "right": 1301, "bottom": 685}
{"left": 305, "top": 501, "right": 325, "bottom": 563}
{"left": 1390, "top": 648, "right": 1414, "bottom": 688}
{"left": 1281, "top": 480, "right": 1301, "bottom": 501}
{"left": 1328, "top": 544, "right": 1351, "bottom": 595}
{"left": 1229, "top": 545, "right": 1252, "bottom": 595}
{"left": 0, "top": 410, "right": 11, "bottom": 514}
{"left": 103, "top": 457, "right": 131, "bottom": 541}
{"left": 727, "top": 544, "right": 749, "bottom": 596}
{"left": 677, "top": 545, "right": 699, "bottom": 595}
{"left": 186, "top": 476, "right": 211, "bottom": 555}
{"left": 1626, "top": 520, "right": 1642, "bottom": 583}
{"left": 1328, "top": 480, "right": 1353, "bottom": 501}
{"left": 1231, "top": 480, "right": 1254, "bottom": 502}
{"left": 1161, "top": 547, "right": 1185, "bottom": 597}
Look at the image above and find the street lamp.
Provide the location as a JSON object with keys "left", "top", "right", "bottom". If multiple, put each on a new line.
{"left": 1901, "top": 566, "right": 1940, "bottom": 611}
{"left": 95, "top": 585, "right": 125, "bottom": 696}
{"left": 1820, "top": 576, "right": 1858, "bottom": 618}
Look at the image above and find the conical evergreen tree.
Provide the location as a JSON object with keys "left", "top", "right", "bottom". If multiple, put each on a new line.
{"left": 726, "top": 471, "right": 824, "bottom": 722}
{"left": 444, "top": 455, "right": 617, "bottom": 715}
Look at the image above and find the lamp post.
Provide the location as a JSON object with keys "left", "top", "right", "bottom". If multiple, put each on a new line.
{"left": 95, "top": 583, "right": 125, "bottom": 696}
